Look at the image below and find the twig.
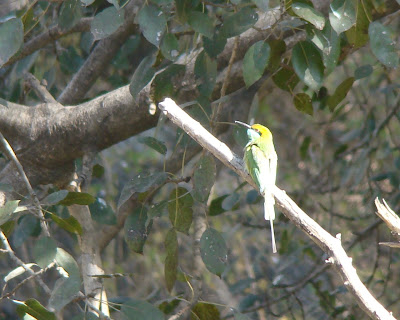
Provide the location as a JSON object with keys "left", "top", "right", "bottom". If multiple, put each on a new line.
{"left": 24, "top": 73, "right": 58, "bottom": 104}
{"left": 158, "top": 98, "right": 396, "bottom": 320}
{"left": 0, "top": 132, "right": 50, "bottom": 237}
{"left": 0, "top": 232, "right": 51, "bottom": 295}
{"left": 1, "top": 262, "right": 56, "bottom": 300}
{"left": 375, "top": 198, "right": 400, "bottom": 248}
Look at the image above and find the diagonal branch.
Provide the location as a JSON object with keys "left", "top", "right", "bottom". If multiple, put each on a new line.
{"left": 158, "top": 98, "right": 396, "bottom": 320}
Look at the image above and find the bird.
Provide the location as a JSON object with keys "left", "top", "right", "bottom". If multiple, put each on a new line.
{"left": 235, "top": 121, "right": 278, "bottom": 253}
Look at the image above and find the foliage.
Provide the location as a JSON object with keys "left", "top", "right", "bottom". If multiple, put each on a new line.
{"left": 0, "top": 0, "right": 399, "bottom": 319}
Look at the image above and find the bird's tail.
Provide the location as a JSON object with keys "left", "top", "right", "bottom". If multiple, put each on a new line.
{"left": 264, "top": 194, "right": 277, "bottom": 253}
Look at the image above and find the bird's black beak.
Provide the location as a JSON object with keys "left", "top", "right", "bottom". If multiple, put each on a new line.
{"left": 235, "top": 121, "right": 251, "bottom": 129}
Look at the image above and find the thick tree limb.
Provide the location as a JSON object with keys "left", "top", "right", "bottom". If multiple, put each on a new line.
{"left": 158, "top": 98, "right": 396, "bottom": 320}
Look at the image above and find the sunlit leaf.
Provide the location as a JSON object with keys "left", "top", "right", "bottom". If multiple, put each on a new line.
{"left": 292, "top": 2, "right": 325, "bottom": 30}
{"left": 168, "top": 187, "right": 193, "bottom": 234}
{"left": 0, "top": 18, "right": 23, "bottom": 67}
{"left": 327, "top": 77, "right": 354, "bottom": 111}
{"left": 329, "top": 0, "right": 356, "bottom": 34}
{"left": 14, "top": 298, "right": 56, "bottom": 320}
{"left": 124, "top": 207, "right": 150, "bottom": 254}
{"left": 191, "top": 302, "right": 220, "bottom": 320}
{"left": 243, "top": 41, "right": 270, "bottom": 88}
{"left": 292, "top": 41, "right": 324, "bottom": 90}
{"left": 49, "top": 213, "right": 83, "bottom": 235}
{"left": 91, "top": 7, "right": 124, "bottom": 40}
{"left": 220, "top": 7, "right": 258, "bottom": 38}
{"left": 200, "top": 228, "right": 227, "bottom": 277}
{"left": 58, "top": 192, "right": 95, "bottom": 206}
{"left": 368, "top": 22, "right": 399, "bottom": 69}
{"left": 138, "top": 4, "right": 167, "bottom": 47}
{"left": 192, "top": 154, "right": 216, "bottom": 203}
{"left": 345, "top": 0, "right": 372, "bottom": 48}
{"left": 5, "top": 263, "right": 37, "bottom": 282}
{"left": 294, "top": 93, "right": 313, "bottom": 115}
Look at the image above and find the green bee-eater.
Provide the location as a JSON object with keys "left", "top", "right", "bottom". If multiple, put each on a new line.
{"left": 236, "top": 121, "right": 278, "bottom": 253}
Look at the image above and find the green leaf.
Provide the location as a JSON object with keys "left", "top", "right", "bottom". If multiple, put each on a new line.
{"left": 124, "top": 207, "right": 150, "bottom": 254}
{"left": 220, "top": 7, "right": 258, "bottom": 38}
{"left": 138, "top": 136, "right": 167, "bottom": 155}
{"left": 92, "top": 164, "right": 105, "bottom": 178}
{"left": 33, "top": 237, "right": 57, "bottom": 269}
{"left": 209, "top": 195, "right": 229, "bottom": 216}
{"left": 91, "top": 7, "right": 124, "bottom": 40}
{"left": 243, "top": 41, "right": 271, "bottom": 87}
{"left": 191, "top": 302, "right": 220, "bottom": 320}
{"left": 49, "top": 248, "right": 81, "bottom": 311}
{"left": 267, "top": 39, "right": 286, "bottom": 72}
{"left": 160, "top": 33, "right": 180, "bottom": 61}
{"left": 49, "top": 213, "right": 83, "bottom": 235}
{"left": 307, "top": 22, "right": 340, "bottom": 74}
{"left": 272, "top": 64, "right": 299, "bottom": 92}
{"left": 148, "top": 200, "right": 168, "bottom": 219}
{"left": 329, "top": 0, "right": 356, "bottom": 34}
{"left": 194, "top": 51, "right": 217, "bottom": 97}
{"left": 5, "top": 264, "right": 37, "bottom": 282}
{"left": 203, "top": 29, "right": 227, "bottom": 58}
{"left": 188, "top": 11, "right": 214, "bottom": 38}
{"left": 118, "top": 171, "right": 167, "bottom": 209}
{"left": 89, "top": 197, "right": 117, "bottom": 225}
{"left": 58, "top": 192, "right": 95, "bottom": 206}
{"left": 121, "top": 299, "right": 165, "bottom": 320}
{"left": 138, "top": 4, "right": 167, "bottom": 47}
{"left": 192, "top": 155, "right": 216, "bottom": 203}
{"left": 59, "top": 0, "right": 82, "bottom": 31}
{"left": 158, "top": 298, "right": 180, "bottom": 315}
{"left": 292, "top": 2, "right": 325, "bottom": 30}
{"left": 300, "top": 136, "right": 311, "bottom": 160}
{"left": 42, "top": 190, "right": 69, "bottom": 205}
{"left": 246, "top": 190, "right": 260, "bottom": 204}
{"left": 14, "top": 298, "right": 56, "bottom": 320}
{"left": 152, "top": 64, "right": 186, "bottom": 101}
{"left": 345, "top": 0, "right": 372, "bottom": 48}
{"left": 200, "top": 228, "right": 227, "bottom": 277}
{"left": 327, "top": 77, "right": 354, "bottom": 111}
{"left": 292, "top": 41, "right": 324, "bottom": 90}
{"left": 168, "top": 187, "right": 193, "bottom": 234}
{"left": 13, "top": 215, "right": 40, "bottom": 248}
{"left": 164, "top": 228, "right": 178, "bottom": 292}
{"left": 368, "top": 22, "right": 399, "bottom": 69}
{"left": 129, "top": 55, "right": 156, "bottom": 98}
{"left": 354, "top": 65, "right": 373, "bottom": 79}
{"left": 0, "top": 18, "right": 23, "bottom": 67}
{"left": 294, "top": 93, "right": 313, "bottom": 115}
{"left": 0, "top": 200, "right": 19, "bottom": 225}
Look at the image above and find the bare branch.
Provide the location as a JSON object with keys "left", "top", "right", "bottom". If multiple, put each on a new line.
{"left": 23, "top": 73, "right": 58, "bottom": 104}
{"left": 158, "top": 98, "right": 396, "bottom": 320}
